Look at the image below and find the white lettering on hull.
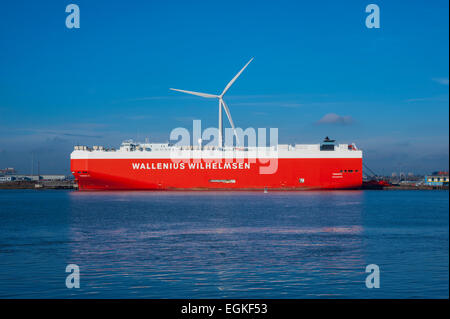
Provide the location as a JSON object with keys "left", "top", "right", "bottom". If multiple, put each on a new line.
{"left": 131, "top": 162, "right": 251, "bottom": 170}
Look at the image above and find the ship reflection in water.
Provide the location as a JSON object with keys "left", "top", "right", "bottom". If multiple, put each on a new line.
{"left": 0, "top": 190, "right": 447, "bottom": 298}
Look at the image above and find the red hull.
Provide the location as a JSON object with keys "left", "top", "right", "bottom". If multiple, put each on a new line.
{"left": 71, "top": 158, "right": 362, "bottom": 190}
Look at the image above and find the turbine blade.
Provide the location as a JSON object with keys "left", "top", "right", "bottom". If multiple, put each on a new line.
{"left": 221, "top": 58, "right": 254, "bottom": 97}
{"left": 170, "top": 88, "right": 218, "bottom": 98}
{"left": 221, "top": 99, "right": 240, "bottom": 145}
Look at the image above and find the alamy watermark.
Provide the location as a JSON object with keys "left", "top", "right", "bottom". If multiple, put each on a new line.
{"left": 64, "top": 4, "right": 378, "bottom": 30}
{"left": 65, "top": 4, "right": 80, "bottom": 29}
{"left": 365, "top": 264, "right": 380, "bottom": 288}
{"left": 164, "top": 120, "right": 280, "bottom": 175}
{"left": 65, "top": 264, "right": 80, "bottom": 288}
{"left": 365, "top": 4, "right": 380, "bottom": 29}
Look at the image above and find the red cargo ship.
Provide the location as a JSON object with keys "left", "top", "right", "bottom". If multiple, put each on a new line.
{"left": 71, "top": 138, "right": 362, "bottom": 190}
{"left": 70, "top": 59, "right": 363, "bottom": 190}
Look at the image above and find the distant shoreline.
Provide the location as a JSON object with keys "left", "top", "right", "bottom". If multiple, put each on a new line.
{"left": 0, "top": 181, "right": 76, "bottom": 190}
{"left": 0, "top": 181, "right": 447, "bottom": 191}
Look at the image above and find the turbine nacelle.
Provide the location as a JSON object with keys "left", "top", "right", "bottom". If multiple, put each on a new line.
{"left": 170, "top": 58, "right": 254, "bottom": 148}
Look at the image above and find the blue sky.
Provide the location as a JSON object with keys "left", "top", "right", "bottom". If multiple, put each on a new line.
{"left": 0, "top": 0, "right": 448, "bottom": 175}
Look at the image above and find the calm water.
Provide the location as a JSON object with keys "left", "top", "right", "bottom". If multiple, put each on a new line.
{"left": 0, "top": 189, "right": 448, "bottom": 298}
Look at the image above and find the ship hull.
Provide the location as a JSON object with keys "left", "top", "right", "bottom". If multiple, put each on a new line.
{"left": 71, "top": 157, "right": 362, "bottom": 190}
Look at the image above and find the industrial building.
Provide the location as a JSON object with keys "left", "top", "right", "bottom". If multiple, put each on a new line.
{"left": 0, "top": 167, "right": 67, "bottom": 183}
{"left": 0, "top": 168, "right": 16, "bottom": 175}
{"left": 425, "top": 172, "right": 449, "bottom": 186}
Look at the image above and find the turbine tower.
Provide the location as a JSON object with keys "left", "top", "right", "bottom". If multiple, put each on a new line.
{"left": 170, "top": 58, "right": 253, "bottom": 148}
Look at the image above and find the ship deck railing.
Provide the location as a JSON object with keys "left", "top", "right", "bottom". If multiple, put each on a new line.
{"left": 74, "top": 143, "right": 359, "bottom": 152}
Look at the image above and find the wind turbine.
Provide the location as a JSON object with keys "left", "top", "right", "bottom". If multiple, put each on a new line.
{"left": 170, "top": 58, "right": 254, "bottom": 148}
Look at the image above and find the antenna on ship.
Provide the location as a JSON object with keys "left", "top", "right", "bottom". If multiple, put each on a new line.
{"left": 170, "top": 58, "right": 254, "bottom": 148}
